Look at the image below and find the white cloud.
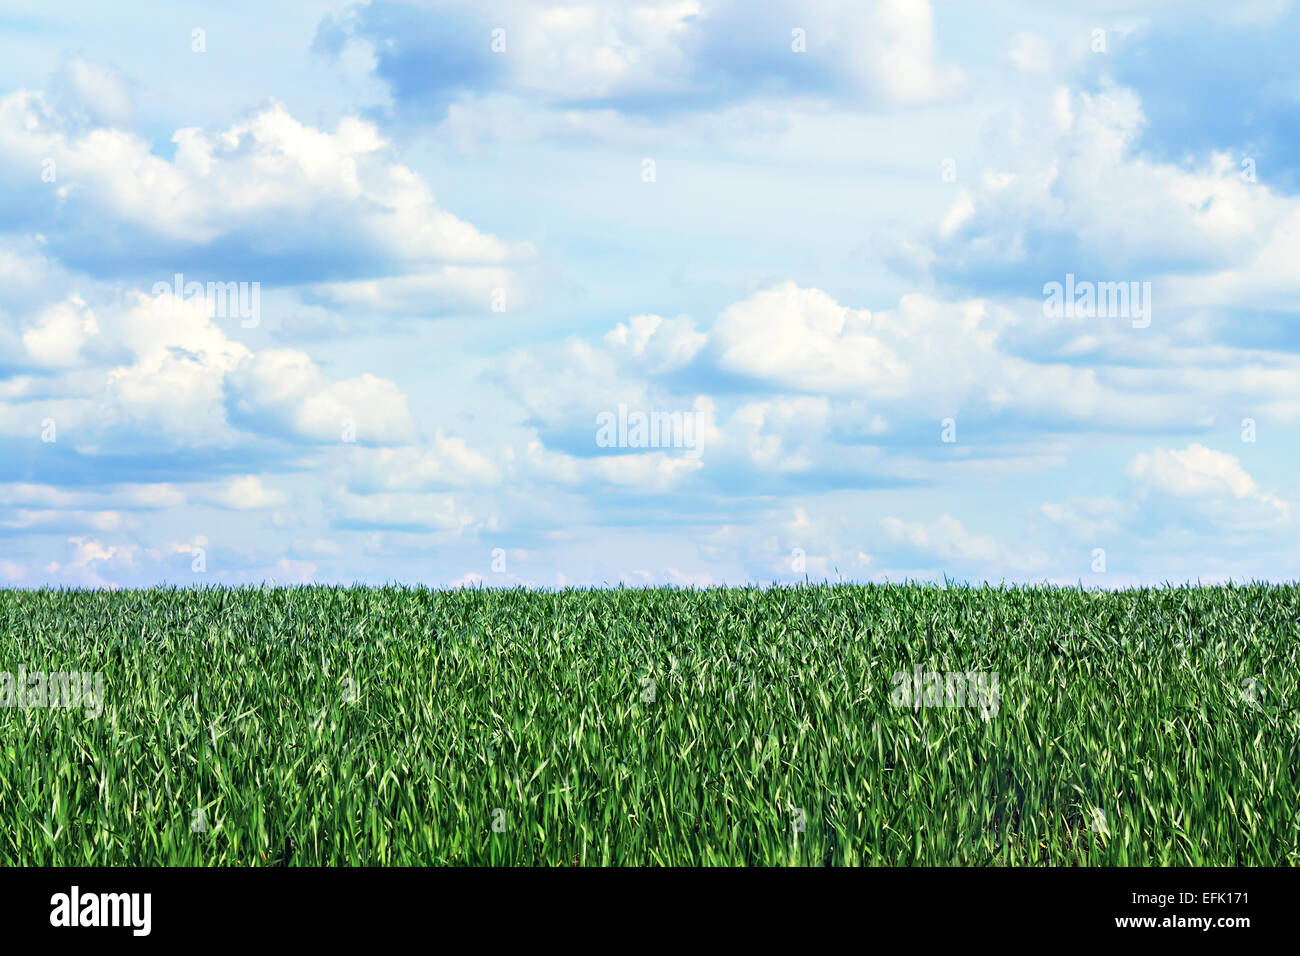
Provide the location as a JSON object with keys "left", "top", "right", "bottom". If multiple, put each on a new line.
{"left": 705, "top": 283, "right": 1196, "bottom": 430}
{"left": 510, "top": 439, "right": 705, "bottom": 493}
{"left": 938, "top": 189, "right": 975, "bottom": 240}
{"left": 710, "top": 283, "right": 903, "bottom": 394}
{"left": 51, "top": 55, "right": 132, "bottom": 127}
{"left": 207, "top": 475, "right": 287, "bottom": 511}
{"left": 1, "top": 278, "right": 421, "bottom": 461}
{"left": 327, "top": 0, "right": 962, "bottom": 112}
{"left": 347, "top": 431, "right": 501, "bottom": 490}
{"left": 294, "top": 538, "right": 345, "bottom": 558}
{"left": 0, "top": 94, "right": 530, "bottom": 304}
{"left": 0, "top": 482, "right": 185, "bottom": 510}
{"left": 0, "top": 509, "right": 136, "bottom": 533}
{"left": 1126, "top": 444, "right": 1289, "bottom": 528}
{"left": 22, "top": 296, "right": 99, "bottom": 367}
{"left": 924, "top": 77, "right": 1292, "bottom": 284}
{"left": 865, "top": 0, "right": 963, "bottom": 102}
{"left": 331, "top": 490, "right": 475, "bottom": 532}
{"left": 306, "top": 267, "right": 514, "bottom": 316}
{"left": 508, "top": 0, "right": 702, "bottom": 100}
{"left": 43, "top": 536, "right": 138, "bottom": 587}
{"left": 1040, "top": 497, "right": 1127, "bottom": 542}
{"left": 731, "top": 396, "right": 830, "bottom": 472}
{"left": 226, "top": 348, "right": 416, "bottom": 445}
{"left": 491, "top": 277, "right": 1300, "bottom": 516}
{"left": 604, "top": 313, "right": 707, "bottom": 375}
{"left": 879, "top": 514, "right": 1004, "bottom": 564}
{"left": 102, "top": 292, "right": 250, "bottom": 444}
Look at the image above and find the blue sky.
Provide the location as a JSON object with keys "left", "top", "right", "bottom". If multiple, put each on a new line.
{"left": 1, "top": 0, "right": 1298, "bottom": 588}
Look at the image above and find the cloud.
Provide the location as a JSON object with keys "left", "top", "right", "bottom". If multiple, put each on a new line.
{"left": 330, "top": 490, "right": 475, "bottom": 532}
{"left": 1040, "top": 497, "right": 1127, "bottom": 542}
{"left": 1, "top": 288, "right": 247, "bottom": 449}
{"left": 42, "top": 536, "right": 138, "bottom": 587}
{"left": 710, "top": 283, "right": 902, "bottom": 394}
{"left": 604, "top": 313, "right": 707, "bottom": 375}
{"left": 103, "top": 292, "right": 251, "bottom": 445}
{"left": 1126, "top": 443, "right": 1289, "bottom": 529}
{"left": 304, "top": 266, "right": 514, "bottom": 316}
{"left": 49, "top": 56, "right": 133, "bottom": 128}
{"left": 1038, "top": 444, "right": 1291, "bottom": 554}
{"left": 706, "top": 283, "right": 1207, "bottom": 433}
{"left": 506, "top": 281, "right": 1262, "bottom": 459}
{"left": 0, "top": 274, "right": 420, "bottom": 483}
{"left": 913, "top": 77, "right": 1298, "bottom": 295}
{"left": 1, "top": 509, "right": 137, "bottom": 534}
{"left": 0, "top": 93, "right": 529, "bottom": 295}
{"left": 315, "top": 0, "right": 963, "bottom": 119}
{"left": 345, "top": 432, "right": 501, "bottom": 490}
{"left": 507, "top": 437, "right": 706, "bottom": 493}
{"left": 0, "top": 482, "right": 185, "bottom": 510}
{"left": 21, "top": 296, "right": 100, "bottom": 367}
{"left": 879, "top": 515, "right": 1004, "bottom": 565}
{"left": 729, "top": 396, "right": 830, "bottom": 472}
{"left": 206, "top": 475, "right": 287, "bottom": 511}
{"left": 1106, "top": 8, "right": 1300, "bottom": 189}
{"left": 226, "top": 348, "right": 416, "bottom": 445}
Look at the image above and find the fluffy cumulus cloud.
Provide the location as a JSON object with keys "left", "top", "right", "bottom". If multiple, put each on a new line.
{"left": 2, "top": 1, "right": 1299, "bottom": 586}
{"left": 496, "top": 278, "right": 1300, "bottom": 477}
{"left": 879, "top": 515, "right": 1016, "bottom": 568}
{"left": 0, "top": 91, "right": 529, "bottom": 302}
{"left": 1126, "top": 444, "right": 1290, "bottom": 531}
{"left": 1034, "top": 442, "right": 1291, "bottom": 575}
{"left": 226, "top": 349, "right": 417, "bottom": 445}
{"left": 917, "top": 74, "right": 1300, "bottom": 305}
{"left": 0, "top": 280, "right": 420, "bottom": 452}
{"left": 207, "top": 476, "right": 288, "bottom": 511}
{"left": 345, "top": 434, "right": 501, "bottom": 491}
{"left": 314, "top": 0, "right": 963, "bottom": 116}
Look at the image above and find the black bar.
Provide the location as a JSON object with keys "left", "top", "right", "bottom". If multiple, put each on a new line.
{"left": 0, "top": 866, "right": 1288, "bottom": 943}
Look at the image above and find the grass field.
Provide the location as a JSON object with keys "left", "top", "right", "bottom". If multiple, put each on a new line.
{"left": 1, "top": 583, "right": 1297, "bottom": 866}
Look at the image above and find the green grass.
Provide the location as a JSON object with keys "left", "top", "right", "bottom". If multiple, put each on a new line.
{"left": 1, "top": 583, "right": 1297, "bottom": 865}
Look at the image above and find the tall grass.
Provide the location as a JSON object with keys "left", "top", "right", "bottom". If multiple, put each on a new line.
{"left": 0, "top": 583, "right": 1296, "bottom": 865}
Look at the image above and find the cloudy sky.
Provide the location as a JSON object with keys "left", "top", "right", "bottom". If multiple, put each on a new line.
{"left": 1, "top": 0, "right": 1298, "bottom": 588}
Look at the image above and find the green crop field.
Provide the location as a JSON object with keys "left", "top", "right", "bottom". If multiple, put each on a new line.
{"left": 1, "top": 583, "right": 1297, "bottom": 866}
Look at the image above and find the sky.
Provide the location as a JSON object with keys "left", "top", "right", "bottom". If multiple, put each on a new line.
{"left": 1, "top": 0, "right": 1298, "bottom": 589}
